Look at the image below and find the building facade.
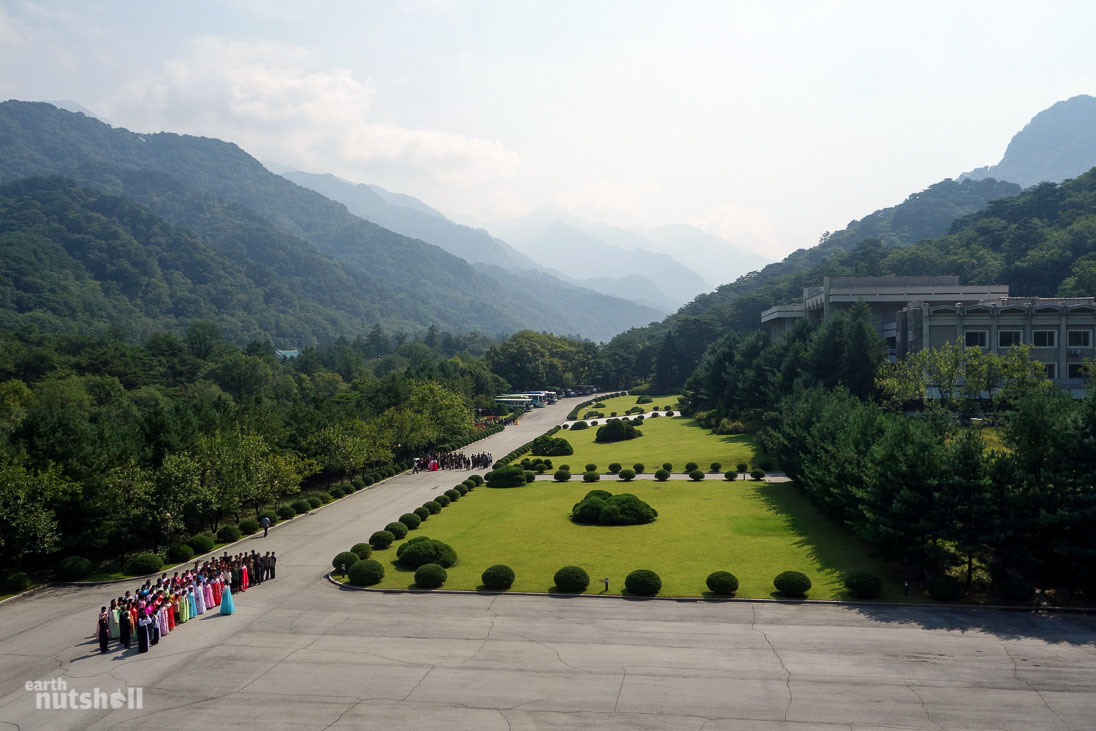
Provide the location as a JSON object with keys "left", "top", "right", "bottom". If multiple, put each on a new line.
{"left": 761, "top": 276, "right": 1095, "bottom": 395}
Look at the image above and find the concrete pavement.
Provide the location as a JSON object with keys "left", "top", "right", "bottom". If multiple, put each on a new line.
{"left": 1, "top": 396, "right": 1094, "bottom": 730}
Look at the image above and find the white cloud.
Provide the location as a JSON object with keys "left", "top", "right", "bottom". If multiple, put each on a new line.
{"left": 100, "top": 37, "right": 522, "bottom": 216}
{"left": 553, "top": 179, "right": 662, "bottom": 227}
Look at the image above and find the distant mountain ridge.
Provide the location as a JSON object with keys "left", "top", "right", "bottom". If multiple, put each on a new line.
{"left": 960, "top": 94, "right": 1096, "bottom": 188}
{"left": 0, "top": 101, "right": 662, "bottom": 342}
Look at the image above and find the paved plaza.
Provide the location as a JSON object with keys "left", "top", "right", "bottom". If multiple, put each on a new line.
{"left": 1, "top": 398, "right": 1094, "bottom": 730}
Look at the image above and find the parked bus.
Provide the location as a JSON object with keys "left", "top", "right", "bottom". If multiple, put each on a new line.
{"left": 500, "top": 393, "right": 545, "bottom": 407}
{"left": 494, "top": 397, "right": 534, "bottom": 411}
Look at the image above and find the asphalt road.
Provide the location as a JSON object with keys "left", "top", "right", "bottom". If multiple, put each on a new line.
{"left": 1, "top": 396, "right": 1094, "bottom": 730}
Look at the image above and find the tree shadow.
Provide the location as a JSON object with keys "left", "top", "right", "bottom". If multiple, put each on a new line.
{"left": 836, "top": 603, "right": 1096, "bottom": 645}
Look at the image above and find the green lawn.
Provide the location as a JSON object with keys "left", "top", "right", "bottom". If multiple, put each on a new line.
{"left": 550, "top": 412, "right": 757, "bottom": 474}
{"left": 577, "top": 393, "right": 681, "bottom": 418}
{"left": 357, "top": 480, "right": 902, "bottom": 599}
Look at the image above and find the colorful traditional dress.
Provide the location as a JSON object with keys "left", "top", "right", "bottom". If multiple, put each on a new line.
{"left": 187, "top": 590, "right": 197, "bottom": 620}
{"left": 137, "top": 614, "right": 151, "bottom": 653}
{"left": 219, "top": 584, "right": 235, "bottom": 615}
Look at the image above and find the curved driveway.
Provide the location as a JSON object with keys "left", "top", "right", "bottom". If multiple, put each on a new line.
{"left": 1, "top": 396, "right": 1094, "bottom": 730}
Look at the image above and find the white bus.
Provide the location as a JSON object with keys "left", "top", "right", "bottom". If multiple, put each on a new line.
{"left": 494, "top": 397, "right": 534, "bottom": 411}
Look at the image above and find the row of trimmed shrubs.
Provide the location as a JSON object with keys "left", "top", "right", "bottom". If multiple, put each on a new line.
{"left": 493, "top": 425, "right": 565, "bottom": 468}
{"left": 540, "top": 462, "right": 767, "bottom": 482}
{"left": 51, "top": 460, "right": 424, "bottom": 582}
{"left": 566, "top": 392, "right": 629, "bottom": 421}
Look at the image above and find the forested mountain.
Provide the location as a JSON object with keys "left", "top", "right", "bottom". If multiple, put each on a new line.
{"left": 493, "top": 210, "right": 709, "bottom": 306}
{"left": 0, "top": 101, "right": 658, "bottom": 341}
{"left": 281, "top": 170, "right": 539, "bottom": 270}
{"left": 960, "top": 94, "right": 1096, "bottom": 188}
{"left": 601, "top": 170, "right": 1096, "bottom": 389}
{"left": 637, "top": 224, "right": 772, "bottom": 292}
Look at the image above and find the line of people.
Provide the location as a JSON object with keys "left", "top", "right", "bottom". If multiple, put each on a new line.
{"left": 412, "top": 450, "right": 492, "bottom": 472}
{"left": 95, "top": 549, "right": 278, "bottom": 655}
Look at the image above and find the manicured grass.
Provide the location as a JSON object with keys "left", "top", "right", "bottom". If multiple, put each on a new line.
{"left": 579, "top": 393, "right": 681, "bottom": 418}
{"left": 554, "top": 412, "right": 757, "bottom": 474}
{"left": 361, "top": 480, "right": 902, "bottom": 599}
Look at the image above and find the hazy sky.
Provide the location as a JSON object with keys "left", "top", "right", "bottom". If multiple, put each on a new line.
{"left": 2, "top": 0, "right": 1094, "bottom": 258}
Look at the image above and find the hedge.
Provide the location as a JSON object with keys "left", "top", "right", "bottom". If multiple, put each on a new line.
{"left": 481, "top": 564, "right": 515, "bottom": 591}
{"left": 333, "top": 551, "right": 360, "bottom": 573}
{"left": 126, "top": 553, "right": 164, "bottom": 576}
{"left": 625, "top": 569, "right": 662, "bottom": 596}
{"left": 444, "top": 489, "right": 461, "bottom": 502}
{"left": 385, "top": 522, "right": 409, "bottom": 540}
{"left": 350, "top": 543, "right": 373, "bottom": 560}
{"left": 435, "top": 494, "right": 451, "bottom": 507}
{"left": 773, "top": 570, "right": 812, "bottom": 597}
{"left": 397, "top": 537, "right": 458, "bottom": 568}
{"left": 399, "top": 513, "right": 422, "bottom": 530}
{"left": 423, "top": 500, "right": 442, "bottom": 514}
{"left": 414, "top": 563, "right": 448, "bottom": 589}
{"left": 486, "top": 464, "right": 527, "bottom": 488}
{"left": 347, "top": 559, "right": 385, "bottom": 586}
{"left": 553, "top": 565, "right": 590, "bottom": 593}
{"left": 413, "top": 506, "right": 430, "bottom": 521}
{"left": 706, "top": 571, "right": 739, "bottom": 595}
{"left": 369, "top": 530, "right": 395, "bottom": 550}
{"left": 217, "top": 524, "right": 242, "bottom": 543}
{"left": 55, "top": 556, "right": 93, "bottom": 581}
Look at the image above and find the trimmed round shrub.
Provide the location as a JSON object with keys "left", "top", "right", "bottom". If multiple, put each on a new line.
{"left": 347, "top": 559, "right": 384, "bottom": 586}
{"left": 167, "top": 543, "right": 194, "bottom": 563}
{"left": 333, "top": 551, "right": 360, "bottom": 573}
{"left": 486, "top": 464, "right": 527, "bottom": 488}
{"left": 724, "top": 470, "right": 737, "bottom": 481}
{"left": 662, "top": 462, "right": 672, "bottom": 471}
{"left": 277, "top": 505, "right": 297, "bottom": 520}
{"left": 316, "top": 492, "right": 334, "bottom": 504}
{"left": 618, "top": 468, "right": 636, "bottom": 481}
{"left": 217, "top": 524, "right": 242, "bottom": 543}
{"left": 469, "top": 474, "right": 484, "bottom": 486}
{"left": 569, "top": 420, "right": 589, "bottom": 430}
{"left": 351, "top": 478, "right": 365, "bottom": 490}
{"left": 258, "top": 510, "right": 278, "bottom": 527}
{"left": 561, "top": 423, "right": 569, "bottom": 429}
{"left": 585, "top": 463, "right": 597, "bottom": 472}
{"left": 56, "top": 556, "right": 94, "bottom": 581}
{"left": 292, "top": 499, "right": 311, "bottom": 514}
{"left": 369, "top": 530, "right": 395, "bottom": 550}
{"left": 350, "top": 543, "right": 373, "bottom": 560}
{"left": 843, "top": 571, "right": 883, "bottom": 599}
{"left": 554, "top": 565, "right": 590, "bottom": 593}
{"left": 481, "top": 564, "right": 515, "bottom": 591}
{"left": 413, "top": 506, "right": 430, "bottom": 521}
{"left": 415, "top": 563, "right": 447, "bottom": 589}
{"left": 400, "top": 512, "right": 422, "bottom": 530}
{"left": 397, "top": 537, "right": 458, "bottom": 568}
{"left": 685, "top": 462, "right": 699, "bottom": 472}
{"left": 5, "top": 571, "right": 30, "bottom": 593}
{"left": 187, "top": 534, "right": 215, "bottom": 554}
{"left": 636, "top": 395, "right": 653, "bottom": 404}
{"left": 665, "top": 410, "right": 674, "bottom": 417}
{"left": 625, "top": 569, "right": 662, "bottom": 596}
{"left": 706, "top": 571, "right": 739, "bottom": 595}
{"left": 583, "top": 471, "right": 600, "bottom": 482}
{"left": 239, "top": 518, "right": 260, "bottom": 535}
{"left": 524, "top": 470, "right": 536, "bottom": 483}
{"left": 773, "top": 570, "right": 812, "bottom": 597}
{"left": 654, "top": 469, "right": 670, "bottom": 481}
{"left": 560, "top": 464, "right": 570, "bottom": 471}
{"left": 445, "top": 488, "right": 461, "bottom": 502}
{"left": 462, "top": 479, "right": 476, "bottom": 489}
{"left": 927, "top": 575, "right": 962, "bottom": 601}
{"left": 585, "top": 489, "right": 612, "bottom": 500}
{"left": 126, "top": 553, "right": 164, "bottom": 576}
{"left": 329, "top": 486, "right": 345, "bottom": 499}
{"left": 688, "top": 469, "right": 705, "bottom": 481}
{"left": 435, "top": 494, "right": 451, "bottom": 507}
{"left": 307, "top": 496, "right": 323, "bottom": 509}
{"left": 385, "top": 522, "right": 409, "bottom": 540}
{"left": 736, "top": 462, "right": 748, "bottom": 474}
{"left": 423, "top": 500, "right": 442, "bottom": 514}
{"left": 554, "top": 469, "right": 572, "bottom": 482}
{"left": 608, "top": 462, "right": 622, "bottom": 474}
{"left": 750, "top": 469, "right": 766, "bottom": 481}
{"left": 362, "top": 476, "right": 375, "bottom": 487}
{"left": 710, "top": 462, "right": 722, "bottom": 473}
{"left": 633, "top": 463, "right": 645, "bottom": 474}
{"left": 998, "top": 575, "right": 1035, "bottom": 603}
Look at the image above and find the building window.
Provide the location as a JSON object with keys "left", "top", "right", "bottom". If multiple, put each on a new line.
{"left": 1068, "top": 330, "right": 1092, "bottom": 348}
{"left": 998, "top": 330, "right": 1022, "bottom": 348}
{"left": 1032, "top": 330, "right": 1056, "bottom": 348}
{"left": 1067, "top": 363, "right": 1088, "bottom": 380}
{"left": 1043, "top": 362, "right": 1057, "bottom": 379}
{"left": 964, "top": 330, "right": 988, "bottom": 348}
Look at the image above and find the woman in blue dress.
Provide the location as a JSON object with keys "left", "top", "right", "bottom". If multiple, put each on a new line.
{"left": 219, "top": 581, "right": 235, "bottom": 615}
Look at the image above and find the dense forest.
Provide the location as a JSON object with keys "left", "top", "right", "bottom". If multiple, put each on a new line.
{"left": 0, "top": 322, "right": 612, "bottom": 580}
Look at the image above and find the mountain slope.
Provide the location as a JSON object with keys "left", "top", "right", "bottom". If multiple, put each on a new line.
{"left": 638, "top": 224, "right": 772, "bottom": 289}
{"left": 960, "top": 94, "right": 1096, "bottom": 188}
{"left": 0, "top": 101, "right": 659, "bottom": 339}
{"left": 0, "top": 176, "right": 377, "bottom": 343}
{"left": 492, "top": 209, "right": 710, "bottom": 305}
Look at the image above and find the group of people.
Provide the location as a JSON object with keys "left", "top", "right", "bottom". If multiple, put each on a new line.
{"left": 412, "top": 450, "right": 492, "bottom": 472}
{"left": 95, "top": 549, "right": 278, "bottom": 655}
